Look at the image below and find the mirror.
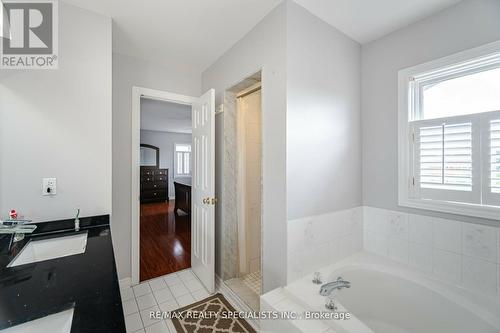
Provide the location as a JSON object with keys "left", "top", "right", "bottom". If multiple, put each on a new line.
{"left": 140, "top": 144, "right": 159, "bottom": 167}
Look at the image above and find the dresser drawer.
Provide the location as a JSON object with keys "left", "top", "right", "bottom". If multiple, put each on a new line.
{"left": 154, "top": 175, "right": 167, "bottom": 182}
{"left": 140, "top": 176, "right": 155, "bottom": 183}
{"left": 140, "top": 169, "right": 155, "bottom": 176}
{"left": 155, "top": 169, "right": 168, "bottom": 176}
{"left": 142, "top": 189, "right": 166, "bottom": 200}
{"left": 141, "top": 182, "right": 166, "bottom": 190}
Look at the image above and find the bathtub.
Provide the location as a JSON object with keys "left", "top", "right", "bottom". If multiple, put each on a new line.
{"left": 284, "top": 252, "right": 500, "bottom": 333}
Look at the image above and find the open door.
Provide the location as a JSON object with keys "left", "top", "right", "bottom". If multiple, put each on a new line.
{"left": 191, "top": 89, "right": 216, "bottom": 293}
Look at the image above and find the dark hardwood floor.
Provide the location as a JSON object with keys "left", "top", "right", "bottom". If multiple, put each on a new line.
{"left": 140, "top": 200, "right": 191, "bottom": 281}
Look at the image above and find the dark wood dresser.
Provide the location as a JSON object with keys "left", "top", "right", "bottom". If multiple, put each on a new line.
{"left": 140, "top": 167, "right": 168, "bottom": 203}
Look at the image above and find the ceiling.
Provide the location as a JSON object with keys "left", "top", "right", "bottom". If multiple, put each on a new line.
{"left": 294, "top": 0, "right": 462, "bottom": 43}
{"left": 62, "top": 0, "right": 282, "bottom": 73}
{"left": 63, "top": 0, "right": 462, "bottom": 72}
{"left": 140, "top": 98, "right": 192, "bottom": 134}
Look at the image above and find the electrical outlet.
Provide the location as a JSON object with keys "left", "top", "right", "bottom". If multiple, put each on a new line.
{"left": 42, "top": 178, "right": 57, "bottom": 196}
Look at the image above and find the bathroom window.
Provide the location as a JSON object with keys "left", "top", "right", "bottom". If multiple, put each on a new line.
{"left": 398, "top": 42, "right": 500, "bottom": 219}
{"left": 174, "top": 143, "right": 191, "bottom": 177}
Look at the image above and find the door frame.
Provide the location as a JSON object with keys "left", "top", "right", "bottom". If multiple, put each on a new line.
{"left": 222, "top": 75, "right": 265, "bottom": 295}
{"left": 131, "top": 86, "right": 197, "bottom": 285}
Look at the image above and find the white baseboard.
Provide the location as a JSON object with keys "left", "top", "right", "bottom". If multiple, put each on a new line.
{"left": 119, "top": 277, "right": 131, "bottom": 289}
{"left": 216, "top": 275, "right": 260, "bottom": 331}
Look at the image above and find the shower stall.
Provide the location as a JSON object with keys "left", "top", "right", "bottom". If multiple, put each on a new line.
{"left": 217, "top": 72, "right": 262, "bottom": 311}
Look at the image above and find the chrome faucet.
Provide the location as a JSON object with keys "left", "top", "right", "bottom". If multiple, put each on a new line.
{"left": 74, "top": 209, "right": 80, "bottom": 231}
{"left": 319, "top": 277, "right": 351, "bottom": 296}
{"left": 0, "top": 219, "right": 36, "bottom": 242}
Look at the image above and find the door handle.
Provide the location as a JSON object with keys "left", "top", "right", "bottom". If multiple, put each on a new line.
{"left": 202, "top": 197, "right": 218, "bottom": 205}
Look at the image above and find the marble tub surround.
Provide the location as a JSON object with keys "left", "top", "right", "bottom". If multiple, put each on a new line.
{"left": 287, "top": 205, "right": 500, "bottom": 298}
{"left": 363, "top": 206, "right": 500, "bottom": 298}
{"left": 287, "top": 207, "right": 363, "bottom": 283}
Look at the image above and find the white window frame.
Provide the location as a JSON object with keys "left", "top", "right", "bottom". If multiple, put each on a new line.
{"left": 174, "top": 143, "right": 191, "bottom": 178}
{"left": 398, "top": 40, "right": 500, "bottom": 220}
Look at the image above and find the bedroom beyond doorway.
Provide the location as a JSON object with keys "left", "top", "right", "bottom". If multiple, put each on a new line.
{"left": 139, "top": 97, "right": 193, "bottom": 281}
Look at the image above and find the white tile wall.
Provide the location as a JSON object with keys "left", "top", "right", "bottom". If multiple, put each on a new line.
{"left": 287, "top": 205, "right": 499, "bottom": 297}
{"left": 387, "top": 212, "right": 408, "bottom": 240}
{"left": 387, "top": 237, "right": 408, "bottom": 263}
{"left": 408, "top": 243, "right": 432, "bottom": 273}
{"left": 287, "top": 207, "right": 363, "bottom": 283}
{"left": 363, "top": 206, "right": 500, "bottom": 298}
{"left": 462, "top": 256, "right": 497, "bottom": 295}
{"left": 432, "top": 218, "right": 462, "bottom": 253}
{"left": 363, "top": 232, "right": 388, "bottom": 256}
{"left": 462, "top": 223, "right": 497, "bottom": 262}
{"left": 119, "top": 269, "right": 209, "bottom": 333}
{"left": 432, "top": 249, "right": 462, "bottom": 284}
{"left": 408, "top": 214, "right": 432, "bottom": 246}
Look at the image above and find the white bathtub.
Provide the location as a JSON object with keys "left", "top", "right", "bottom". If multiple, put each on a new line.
{"left": 284, "top": 253, "right": 500, "bottom": 333}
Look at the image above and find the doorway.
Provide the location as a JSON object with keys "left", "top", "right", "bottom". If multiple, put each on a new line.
{"left": 131, "top": 87, "right": 216, "bottom": 293}
{"left": 221, "top": 72, "right": 263, "bottom": 311}
{"left": 139, "top": 97, "right": 193, "bottom": 281}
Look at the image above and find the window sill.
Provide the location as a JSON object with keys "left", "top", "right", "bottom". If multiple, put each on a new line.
{"left": 399, "top": 198, "right": 500, "bottom": 221}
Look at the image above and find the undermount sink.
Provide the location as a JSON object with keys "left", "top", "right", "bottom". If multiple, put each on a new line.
{"left": 1, "top": 308, "right": 74, "bottom": 333}
{"left": 7, "top": 232, "right": 88, "bottom": 268}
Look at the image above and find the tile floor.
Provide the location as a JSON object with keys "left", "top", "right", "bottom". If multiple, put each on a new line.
{"left": 242, "top": 270, "right": 261, "bottom": 295}
{"left": 120, "top": 269, "right": 209, "bottom": 333}
{"left": 225, "top": 273, "right": 261, "bottom": 312}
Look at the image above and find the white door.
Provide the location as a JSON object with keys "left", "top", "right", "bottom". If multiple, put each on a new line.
{"left": 191, "top": 89, "right": 215, "bottom": 293}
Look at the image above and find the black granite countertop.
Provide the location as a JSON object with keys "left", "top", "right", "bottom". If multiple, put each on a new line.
{"left": 0, "top": 215, "right": 126, "bottom": 332}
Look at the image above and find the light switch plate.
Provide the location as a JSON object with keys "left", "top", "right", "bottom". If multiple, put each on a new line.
{"left": 42, "top": 178, "right": 57, "bottom": 196}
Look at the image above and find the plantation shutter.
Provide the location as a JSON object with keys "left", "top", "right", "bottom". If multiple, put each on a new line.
{"left": 412, "top": 115, "right": 481, "bottom": 204}
{"left": 490, "top": 119, "right": 500, "bottom": 193}
{"left": 483, "top": 115, "right": 500, "bottom": 206}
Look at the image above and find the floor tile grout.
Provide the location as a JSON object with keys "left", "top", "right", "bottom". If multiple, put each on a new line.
{"left": 121, "top": 269, "right": 210, "bottom": 333}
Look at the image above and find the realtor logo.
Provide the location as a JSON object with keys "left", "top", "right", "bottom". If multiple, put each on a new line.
{"left": 1, "top": 0, "right": 58, "bottom": 69}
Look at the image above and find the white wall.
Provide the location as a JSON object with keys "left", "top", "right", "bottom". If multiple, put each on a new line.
{"left": 113, "top": 53, "right": 200, "bottom": 279}
{"left": 202, "top": 3, "right": 287, "bottom": 292}
{"left": 361, "top": 0, "right": 500, "bottom": 225}
{"left": 0, "top": 3, "right": 111, "bottom": 222}
{"left": 140, "top": 130, "right": 192, "bottom": 197}
{"left": 284, "top": 1, "right": 362, "bottom": 284}
{"left": 286, "top": 1, "right": 362, "bottom": 220}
